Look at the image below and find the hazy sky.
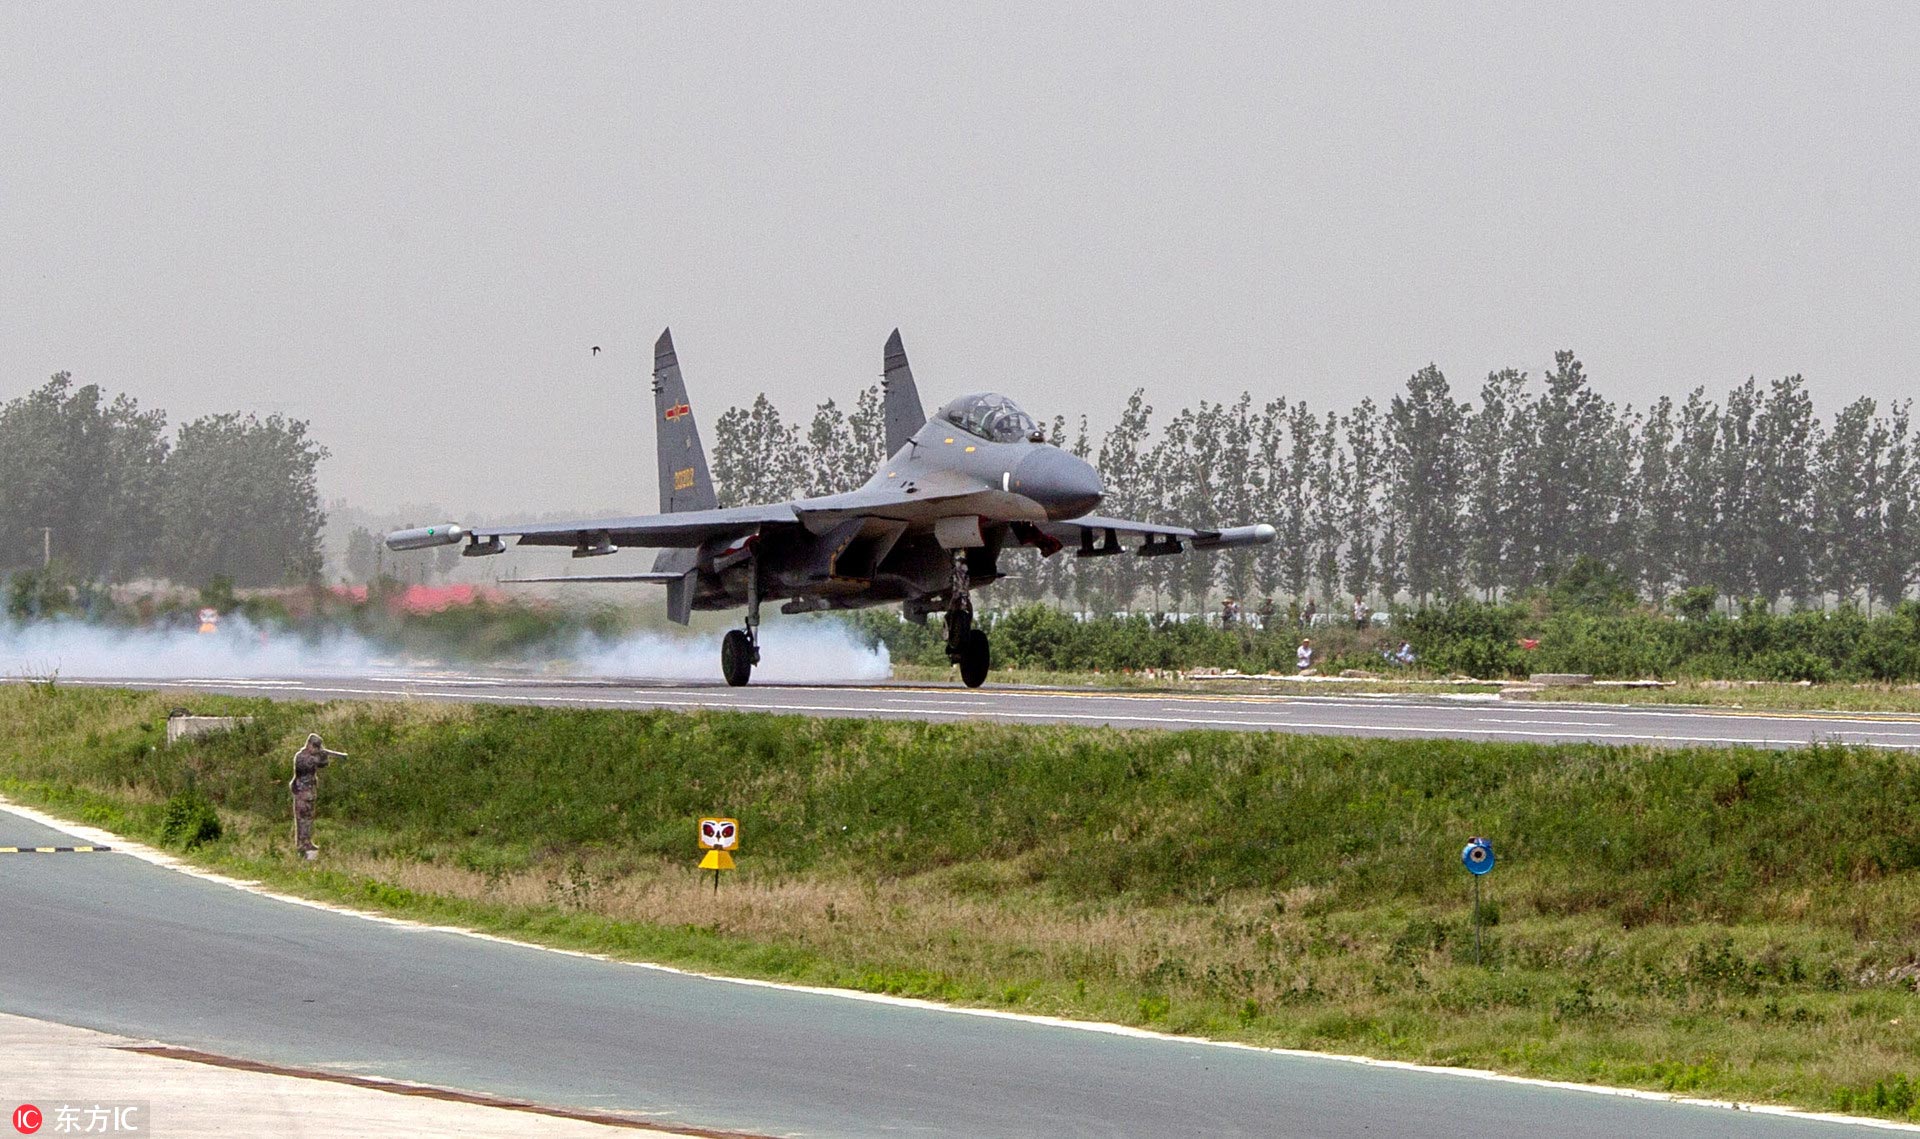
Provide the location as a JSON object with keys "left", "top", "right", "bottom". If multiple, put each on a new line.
{"left": 5, "top": 3, "right": 1918, "bottom": 517}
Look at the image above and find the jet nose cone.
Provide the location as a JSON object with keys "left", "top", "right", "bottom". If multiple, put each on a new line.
{"left": 1014, "top": 447, "right": 1104, "bottom": 520}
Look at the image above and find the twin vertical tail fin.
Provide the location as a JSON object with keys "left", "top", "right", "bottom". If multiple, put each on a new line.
{"left": 653, "top": 328, "right": 718, "bottom": 514}
{"left": 651, "top": 328, "right": 714, "bottom": 624}
{"left": 882, "top": 329, "right": 926, "bottom": 457}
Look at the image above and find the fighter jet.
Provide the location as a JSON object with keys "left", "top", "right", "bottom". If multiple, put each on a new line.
{"left": 388, "top": 330, "right": 1275, "bottom": 687}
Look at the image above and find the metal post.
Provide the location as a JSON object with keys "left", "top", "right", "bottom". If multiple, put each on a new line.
{"left": 1473, "top": 875, "right": 1482, "bottom": 965}
{"left": 42, "top": 527, "right": 51, "bottom": 568}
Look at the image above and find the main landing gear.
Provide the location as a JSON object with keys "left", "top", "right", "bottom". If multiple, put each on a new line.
{"left": 944, "top": 555, "right": 991, "bottom": 688}
{"left": 721, "top": 628, "right": 756, "bottom": 687}
{"left": 721, "top": 552, "right": 763, "bottom": 687}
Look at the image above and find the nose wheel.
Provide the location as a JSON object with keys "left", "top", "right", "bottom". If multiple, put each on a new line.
{"left": 956, "top": 628, "right": 990, "bottom": 688}
{"left": 944, "top": 554, "right": 991, "bottom": 688}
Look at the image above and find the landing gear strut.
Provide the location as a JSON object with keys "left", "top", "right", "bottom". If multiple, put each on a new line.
{"left": 721, "top": 552, "right": 762, "bottom": 687}
{"left": 944, "top": 554, "right": 991, "bottom": 688}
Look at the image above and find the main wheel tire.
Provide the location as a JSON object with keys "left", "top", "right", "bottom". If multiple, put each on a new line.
{"left": 959, "top": 628, "right": 991, "bottom": 688}
{"left": 721, "top": 629, "right": 754, "bottom": 687}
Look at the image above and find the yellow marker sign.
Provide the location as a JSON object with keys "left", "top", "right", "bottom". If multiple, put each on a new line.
{"left": 697, "top": 817, "right": 740, "bottom": 890}
{"left": 673, "top": 467, "right": 696, "bottom": 491}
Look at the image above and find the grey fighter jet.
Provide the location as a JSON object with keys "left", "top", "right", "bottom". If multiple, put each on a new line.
{"left": 388, "top": 330, "right": 1274, "bottom": 687}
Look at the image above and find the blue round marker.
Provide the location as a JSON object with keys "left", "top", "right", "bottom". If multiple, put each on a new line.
{"left": 1461, "top": 837, "right": 1495, "bottom": 875}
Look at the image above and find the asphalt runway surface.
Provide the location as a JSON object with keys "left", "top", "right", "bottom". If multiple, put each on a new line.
{"left": 0, "top": 807, "right": 1887, "bottom": 1138}
{"left": 60, "top": 671, "right": 1920, "bottom": 750}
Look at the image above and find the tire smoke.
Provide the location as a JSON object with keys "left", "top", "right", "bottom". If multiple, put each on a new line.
{"left": 0, "top": 615, "right": 381, "bottom": 678}
{"left": 0, "top": 614, "right": 892, "bottom": 683}
{"left": 566, "top": 619, "right": 892, "bottom": 683}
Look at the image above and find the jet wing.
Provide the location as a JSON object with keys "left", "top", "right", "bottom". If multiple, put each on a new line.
{"left": 1039, "top": 514, "right": 1276, "bottom": 557}
{"left": 479, "top": 503, "right": 799, "bottom": 549}
{"left": 387, "top": 503, "right": 799, "bottom": 554}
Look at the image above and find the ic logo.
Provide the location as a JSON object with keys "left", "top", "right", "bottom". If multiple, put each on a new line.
{"left": 12, "top": 1104, "right": 41, "bottom": 1134}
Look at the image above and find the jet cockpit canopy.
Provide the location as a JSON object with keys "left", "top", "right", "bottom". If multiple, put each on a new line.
{"left": 939, "top": 392, "right": 1041, "bottom": 444}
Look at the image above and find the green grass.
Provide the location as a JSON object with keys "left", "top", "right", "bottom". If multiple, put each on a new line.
{"left": 897, "top": 660, "right": 1920, "bottom": 714}
{"left": 1512, "top": 680, "right": 1920, "bottom": 715}
{"left": 5, "top": 682, "right": 1920, "bottom": 1120}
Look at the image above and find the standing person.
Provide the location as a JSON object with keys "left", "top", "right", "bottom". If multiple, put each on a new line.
{"left": 291, "top": 733, "right": 347, "bottom": 858}
{"left": 1258, "top": 597, "right": 1276, "bottom": 632}
{"left": 1352, "top": 594, "right": 1370, "bottom": 630}
{"left": 1302, "top": 599, "right": 1317, "bottom": 629}
{"left": 1296, "top": 638, "right": 1314, "bottom": 674}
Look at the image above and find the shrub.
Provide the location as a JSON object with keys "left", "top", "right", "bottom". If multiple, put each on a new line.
{"left": 159, "top": 784, "right": 223, "bottom": 849}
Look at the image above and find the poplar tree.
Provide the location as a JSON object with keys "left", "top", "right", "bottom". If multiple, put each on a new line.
{"left": 1462, "top": 369, "right": 1525, "bottom": 598}
{"left": 1812, "top": 397, "right": 1878, "bottom": 606}
{"left": 1385, "top": 364, "right": 1466, "bottom": 604}
{"left": 1310, "top": 411, "right": 1344, "bottom": 604}
{"left": 1280, "top": 401, "right": 1317, "bottom": 600}
{"left": 1340, "top": 399, "right": 1382, "bottom": 602}
{"left": 1092, "top": 390, "right": 1154, "bottom": 611}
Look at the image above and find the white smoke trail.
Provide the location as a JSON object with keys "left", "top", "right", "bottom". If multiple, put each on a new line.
{"left": 0, "top": 615, "right": 386, "bottom": 679}
{"left": 566, "top": 618, "right": 892, "bottom": 683}
{"left": 0, "top": 614, "right": 891, "bottom": 684}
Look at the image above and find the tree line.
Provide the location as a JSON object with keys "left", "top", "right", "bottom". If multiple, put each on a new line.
{"left": 710, "top": 351, "right": 1919, "bottom": 612}
{"left": 851, "top": 594, "right": 1920, "bottom": 683}
{"left": 0, "top": 373, "right": 328, "bottom": 587}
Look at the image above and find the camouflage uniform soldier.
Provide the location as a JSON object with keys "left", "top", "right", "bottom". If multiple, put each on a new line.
{"left": 291, "top": 733, "right": 346, "bottom": 856}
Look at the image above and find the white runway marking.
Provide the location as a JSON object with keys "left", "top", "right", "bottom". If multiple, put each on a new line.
{"left": 1475, "top": 717, "right": 1619, "bottom": 727}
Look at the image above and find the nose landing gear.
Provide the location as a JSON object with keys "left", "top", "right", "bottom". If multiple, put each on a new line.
{"left": 720, "top": 551, "right": 762, "bottom": 687}
{"left": 944, "top": 555, "right": 991, "bottom": 688}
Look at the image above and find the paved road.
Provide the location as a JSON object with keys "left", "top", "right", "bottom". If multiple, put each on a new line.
{"left": 59, "top": 672, "right": 1920, "bottom": 749}
{"left": 0, "top": 808, "right": 1884, "bottom": 1137}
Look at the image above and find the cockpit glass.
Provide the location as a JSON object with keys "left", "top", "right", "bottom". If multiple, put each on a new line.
{"left": 944, "top": 393, "right": 1038, "bottom": 443}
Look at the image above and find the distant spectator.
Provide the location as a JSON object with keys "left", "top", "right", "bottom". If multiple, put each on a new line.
{"left": 1297, "top": 638, "right": 1314, "bottom": 674}
{"left": 1258, "top": 597, "right": 1275, "bottom": 631}
{"left": 1302, "top": 599, "right": 1317, "bottom": 628}
{"left": 1394, "top": 642, "right": 1415, "bottom": 666}
{"left": 1221, "top": 597, "right": 1239, "bottom": 626}
{"left": 1352, "top": 594, "right": 1370, "bottom": 630}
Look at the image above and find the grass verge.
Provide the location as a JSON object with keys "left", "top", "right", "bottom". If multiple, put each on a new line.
{"left": 5, "top": 683, "right": 1920, "bottom": 1121}
{"left": 1510, "top": 681, "right": 1920, "bottom": 715}
{"left": 895, "top": 661, "right": 1920, "bottom": 715}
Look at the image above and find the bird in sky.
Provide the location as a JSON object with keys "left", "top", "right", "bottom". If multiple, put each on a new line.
{"left": 591, "top": 346, "right": 601, "bottom": 356}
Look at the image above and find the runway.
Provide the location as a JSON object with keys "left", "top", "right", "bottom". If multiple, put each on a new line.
{"left": 60, "top": 672, "right": 1920, "bottom": 750}
{"left": 0, "top": 805, "right": 1888, "bottom": 1137}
